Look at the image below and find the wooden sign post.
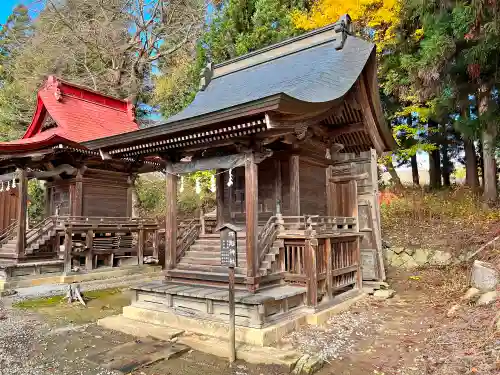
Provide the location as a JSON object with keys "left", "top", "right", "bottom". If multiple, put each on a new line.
{"left": 217, "top": 223, "right": 240, "bottom": 364}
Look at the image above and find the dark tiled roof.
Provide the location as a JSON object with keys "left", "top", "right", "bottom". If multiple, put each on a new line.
{"left": 167, "top": 35, "right": 374, "bottom": 123}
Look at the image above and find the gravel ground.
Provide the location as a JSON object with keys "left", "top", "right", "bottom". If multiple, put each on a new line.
{"left": 284, "top": 305, "right": 386, "bottom": 361}
{"left": 0, "top": 298, "right": 121, "bottom": 375}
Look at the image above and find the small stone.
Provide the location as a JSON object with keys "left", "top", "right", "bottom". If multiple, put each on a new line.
{"left": 476, "top": 290, "right": 498, "bottom": 306}
{"left": 373, "top": 289, "right": 396, "bottom": 299}
{"left": 461, "top": 287, "right": 481, "bottom": 302}
{"left": 292, "top": 354, "right": 324, "bottom": 375}
{"left": 446, "top": 304, "right": 461, "bottom": 317}
{"left": 393, "top": 247, "right": 405, "bottom": 255}
{"left": 471, "top": 260, "right": 499, "bottom": 291}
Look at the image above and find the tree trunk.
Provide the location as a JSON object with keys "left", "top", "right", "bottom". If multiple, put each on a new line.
{"left": 428, "top": 149, "right": 442, "bottom": 189}
{"left": 442, "top": 142, "right": 451, "bottom": 187}
{"left": 477, "top": 140, "right": 485, "bottom": 187}
{"left": 479, "top": 85, "right": 497, "bottom": 202}
{"left": 384, "top": 157, "right": 402, "bottom": 188}
{"left": 464, "top": 138, "right": 479, "bottom": 189}
{"left": 482, "top": 125, "right": 497, "bottom": 201}
{"left": 410, "top": 154, "right": 420, "bottom": 186}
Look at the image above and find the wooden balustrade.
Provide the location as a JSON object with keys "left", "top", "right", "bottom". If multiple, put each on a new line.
{"left": 278, "top": 229, "right": 361, "bottom": 308}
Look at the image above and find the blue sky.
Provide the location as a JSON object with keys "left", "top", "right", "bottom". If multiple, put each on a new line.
{"left": 0, "top": 1, "right": 41, "bottom": 24}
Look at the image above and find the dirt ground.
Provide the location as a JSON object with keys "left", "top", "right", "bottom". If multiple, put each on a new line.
{"left": 1, "top": 268, "right": 498, "bottom": 375}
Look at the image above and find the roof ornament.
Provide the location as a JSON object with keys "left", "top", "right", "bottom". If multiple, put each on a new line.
{"left": 334, "top": 14, "right": 352, "bottom": 50}
{"left": 54, "top": 80, "right": 63, "bottom": 102}
{"left": 199, "top": 62, "right": 213, "bottom": 91}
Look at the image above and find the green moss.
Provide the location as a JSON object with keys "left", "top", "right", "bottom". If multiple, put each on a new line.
{"left": 13, "top": 288, "right": 133, "bottom": 326}
{"left": 13, "top": 295, "right": 65, "bottom": 309}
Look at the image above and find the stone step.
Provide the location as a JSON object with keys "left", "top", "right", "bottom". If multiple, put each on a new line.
{"left": 189, "top": 244, "right": 246, "bottom": 252}
{"left": 168, "top": 268, "right": 248, "bottom": 283}
{"left": 175, "top": 263, "right": 248, "bottom": 274}
{"left": 183, "top": 250, "right": 247, "bottom": 258}
{"left": 180, "top": 256, "right": 248, "bottom": 267}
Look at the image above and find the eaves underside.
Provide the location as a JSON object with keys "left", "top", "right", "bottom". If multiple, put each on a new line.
{"left": 84, "top": 94, "right": 340, "bottom": 151}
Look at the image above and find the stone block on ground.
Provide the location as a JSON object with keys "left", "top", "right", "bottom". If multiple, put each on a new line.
{"left": 476, "top": 291, "right": 498, "bottom": 306}
{"left": 373, "top": 289, "right": 395, "bottom": 299}
{"left": 292, "top": 354, "right": 324, "bottom": 375}
{"left": 399, "top": 253, "right": 419, "bottom": 269}
{"left": 413, "top": 249, "right": 430, "bottom": 266}
{"left": 430, "top": 251, "right": 452, "bottom": 266}
{"left": 392, "top": 247, "right": 405, "bottom": 255}
{"left": 461, "top": 287, "right": 481, "bottom": 302}
{"left": 471, "top": 260, "right": 499, "bottom": 291}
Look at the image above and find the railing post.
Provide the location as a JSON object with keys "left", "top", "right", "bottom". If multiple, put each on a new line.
{"left": 325, "top": 237, "right": 333, "bottom": 301}
{"left": 165, "top": 161, "right": 178, "bottom": 270}
{"left": 85, "top": 229, "right": 93, "bottom": 271}
{"left": 63, "top": 225, "right": 73, "bottom": 274}
{"left": 138, "top": 226, "right": 145, "bottom": 266}
{"left": 305, "top": 232, "right": 318, "bottom": 307}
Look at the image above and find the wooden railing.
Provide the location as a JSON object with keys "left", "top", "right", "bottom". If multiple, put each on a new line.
{"left": 279, "top": 215, "right": 357, "bottom": 234}
{"left": 57, "top": 216, "right": 158, "bottom": 227}
{"left": 25, "top": 216, "right": 58, "bottom": 254}
{"left": 0, "top": 220, "right": 18, "bottom": 245}
{"left": 258, "top": 216, "right": 278, "bottom": 264}
{"left": 176, "top": 223, "right": 201, "bottom": 262}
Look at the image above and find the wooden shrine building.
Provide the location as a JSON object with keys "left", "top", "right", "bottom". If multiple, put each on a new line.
{"left": 88, "top": 15, "right": 396, "bottom": 333}
{"left": 0, "top": 77, "right": 161, "bottom": 286}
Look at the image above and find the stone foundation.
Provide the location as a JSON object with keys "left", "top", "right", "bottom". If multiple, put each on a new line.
{"left": 384, "top": 247, "right": 453, "bottom": 269}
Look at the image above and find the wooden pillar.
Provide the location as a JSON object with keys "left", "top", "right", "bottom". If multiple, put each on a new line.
{"left": 138, "top": 227, "right": 145, "bottom": 266}
{"left": 85, "top": 229, "right": 93, "bottom": 271}
{"left": 15, "top": 168, "right": 28, "bottom": 257}
{"left": 73, "top": 169, "right": 84, "bottom": 217}
{"left": 127, "top": 174, "right": 137, "bottom": 218}
{"left": 63, "top": 225, "right": 73, "bottom": 274}
{"left": 245, "top": 153, "right": 258, "bottom": 289}
{"left": 216, "top": 169, "right": 225, "bottom": 226}
{"left": 325, "top": 166, "right": 333, "bottom": 216}
{"left": 165, "top": 162, "right": 178, "bottom": 270}
{"left": 152, "top": 227, "right": 159, "bottom": 260}
{"left": 274, "top": 159, "right": 282, "bottom": 213}
{"left": 289, "top": 155, "right": 300, "bottom": 216}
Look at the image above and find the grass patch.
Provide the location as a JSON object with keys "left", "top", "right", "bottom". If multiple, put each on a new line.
{"left": 12, "top": 287, "right": 132, "bottom": 325}
{"left": 13, "top": 295, "right": 65, "bottom": 309}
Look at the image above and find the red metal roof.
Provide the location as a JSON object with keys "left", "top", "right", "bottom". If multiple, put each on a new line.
{"left": 0, "top": 76, "right": 139, "bottom": 153}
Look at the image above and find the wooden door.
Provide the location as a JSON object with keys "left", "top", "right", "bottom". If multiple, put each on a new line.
{"left": 0, "top": 188, "right": 19, "bottom": 233}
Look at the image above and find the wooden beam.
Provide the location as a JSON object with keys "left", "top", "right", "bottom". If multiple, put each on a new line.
{"left": 289, "top": 155, "right": 300, "bottom": 216}
{"left": 15, "top": 168, "right": 27, "bottom": 257}
{"left": 355, "top": 78, "right": 385, "bottom": 153}
{"left": 165, "top": 161, "right": 178, "bottom": 270}
{"left": 326, "top": 167, "right": 333, "bottom": 216}
{"left": 328, "top": 122, "right": 365, "bottom": 138}
{"left": 245, "top": 152, "right": 258, "bottom": 291}
{"left": 330, "top": 172, "right": 368, "bottom": 183}
{"left": 216, "top": 169, "right": 225, "bottom": 227}
{"left": 44, "top": 183, "right": 51, "bottom": 218}
{"left": 325, "top": 238, "right": 333, "bottom": 300}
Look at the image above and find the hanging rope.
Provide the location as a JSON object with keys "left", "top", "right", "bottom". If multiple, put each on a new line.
{"left": 179, "top": 175, "right": 184, "bottom": 193}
